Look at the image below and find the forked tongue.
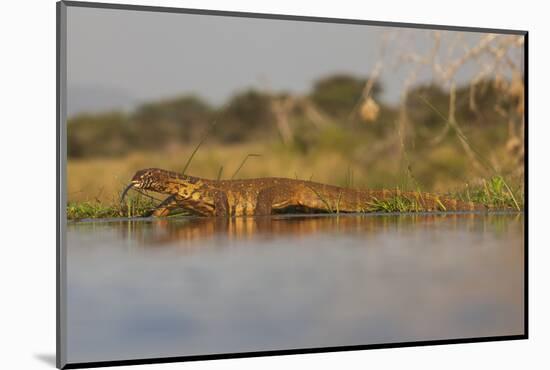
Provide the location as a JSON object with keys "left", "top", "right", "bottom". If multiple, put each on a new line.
{"left": 120, "top": 182, "right": 135, "bottom": 207}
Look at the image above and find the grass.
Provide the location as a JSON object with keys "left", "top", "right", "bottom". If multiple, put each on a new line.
{"left": 67, "top": 193, "right": 158, "bottom": 220}
{"left": 364, "top": 195, "right": 425, "bottom": 213}
{"left": 181, "top": 120, "right": 217, "bottom": 175}
{"left": 67, "top": 202, "right": 120, "bottom": 220}
{"left": 363, "top": 176, "right": 523, "bottom": 213}
{"left": 365, "top": 177, "right": 523, "bottom": 213}
{"left": 451, "top": 176, "right": 524, "bottom": 211}
{"left": 231, "top": 153, "right": 262, "bottom": 179}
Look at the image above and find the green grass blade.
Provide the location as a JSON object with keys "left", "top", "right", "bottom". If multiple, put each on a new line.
{"left": 182, "top": 120, "right": 217, "bottom": 175}
{"left": 231, "top": 153, "right": 262, "bottom": 180}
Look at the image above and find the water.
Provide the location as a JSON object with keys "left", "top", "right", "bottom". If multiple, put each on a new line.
{"left": 66, "top": 213, "right": 524, "bottom": 363}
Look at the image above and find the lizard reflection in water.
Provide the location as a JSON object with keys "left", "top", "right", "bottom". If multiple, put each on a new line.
{"left": 120, "top": 213, "right": 486, "bottom": 247}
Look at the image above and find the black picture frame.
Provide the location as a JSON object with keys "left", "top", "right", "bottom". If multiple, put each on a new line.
{"left": 56, "top": 1, "right": 528, "bottom": 368}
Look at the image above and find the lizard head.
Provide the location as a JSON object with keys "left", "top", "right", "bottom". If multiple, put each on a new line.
{"left": 121, "top": 168, "right": 204, "bottom": 207}
{"left": 120, "top": 168, "right": 173, "bottom": 205}
{"left": 128, "top": 168, "right": 174, "bottom": 191}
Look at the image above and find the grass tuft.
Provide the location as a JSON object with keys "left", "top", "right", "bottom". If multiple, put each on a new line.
{"left": 360, "top": 176, "right": 524, "bottom": 213}
{"left": 67, "top": 192, "right": 157, "bottom": 220}
{"left": 365, "top": 195, "right": 422, "bottom": 213}
{"left": 451, "top": 176, "right": 523, "bottom": 211}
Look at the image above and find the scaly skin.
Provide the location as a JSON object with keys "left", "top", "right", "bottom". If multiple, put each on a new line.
{"left": 123, "top": 168, "right": 486, "bottom": 217}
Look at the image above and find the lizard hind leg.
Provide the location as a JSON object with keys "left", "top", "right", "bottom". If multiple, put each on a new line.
{"left": 254, "top": 188, "right": 275, "bottom": 216}
{"left": 254, "top": 185, "right": 297, "bottom": 216}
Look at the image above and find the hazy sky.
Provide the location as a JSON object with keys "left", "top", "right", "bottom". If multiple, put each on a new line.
{"left": 66, "top": 6, "right": 522, "bottom": 117}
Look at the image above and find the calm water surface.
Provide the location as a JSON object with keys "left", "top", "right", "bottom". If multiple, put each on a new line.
{"left": 66, "top": 213, "right": 524, "bottom": 363}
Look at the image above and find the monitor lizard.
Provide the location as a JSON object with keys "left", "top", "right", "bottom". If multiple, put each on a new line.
{"left": 121, "top": 168, "right": 486, "bottom": 217}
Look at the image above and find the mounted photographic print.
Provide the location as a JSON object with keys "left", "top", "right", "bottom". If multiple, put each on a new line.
{"left": 57, "top": 1, "right": 527, "bottom": 368}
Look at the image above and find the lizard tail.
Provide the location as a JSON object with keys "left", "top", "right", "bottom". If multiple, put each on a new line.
{"left": 358, "top": 189, "right": 488, "bottom": 212}
{"left": 299, "top": 184, "right": 489, "bottom": 213}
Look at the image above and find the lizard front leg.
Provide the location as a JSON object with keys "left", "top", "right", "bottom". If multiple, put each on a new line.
{"left": 152, "top": 191, "right": 229, "bottom": 217}
{"left": 212, "top": 190, "right": 230, "bottom": 217}
{"left": 151, "top": 194, "right": 179, "bottom": 217}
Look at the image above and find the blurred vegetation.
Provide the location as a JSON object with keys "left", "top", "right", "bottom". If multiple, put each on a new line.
{"left": 132, "top": 96, "right": 213, "bottom": 148}
{"left": 68, "top": 77, "right": 520, "bottom": 158}
{"left": 68, "top": 112, "right": 134, "bottom": 158}
{"left": 67, "top": 76, "right": 381, "bottom": 158}
{"left": 406, "top": 81, "right": 522, "bottom": 130}
{"left": 310, "top": 74, "right": 381, "bottom": 118}
{"left": 216, "top": 90, "right": 275, "bottom": 142}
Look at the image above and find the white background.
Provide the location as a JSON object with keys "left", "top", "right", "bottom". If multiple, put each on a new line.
{"left": 1, "top": 0, "right": 547, "bottom": 369}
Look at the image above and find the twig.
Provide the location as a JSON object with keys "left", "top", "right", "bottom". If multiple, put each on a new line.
{"left": 419, "top": 95, "right": 495, "bottom": 174}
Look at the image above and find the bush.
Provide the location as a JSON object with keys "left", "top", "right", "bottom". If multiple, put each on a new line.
{"left": 67, "top": 112, "right": 134, "bottom": 158}
{"left": 215, "top": 90, "right": 275, "bottom": 142}
{"left": 310, "top": 74, "right": 381, "bottom": 119}
{"left": 132, "top": 95, "right": 213, "bottom": 148}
